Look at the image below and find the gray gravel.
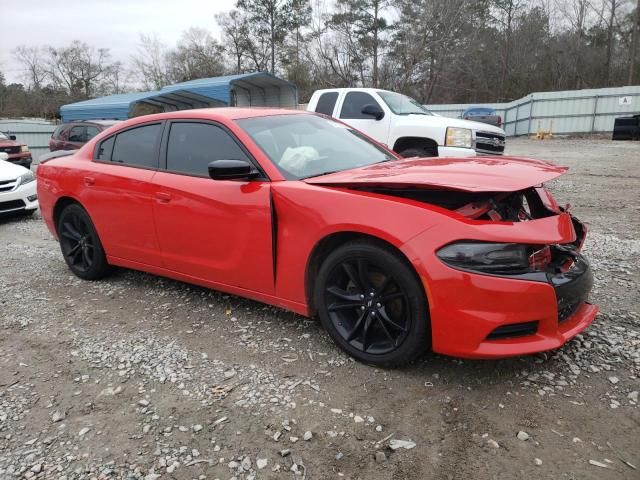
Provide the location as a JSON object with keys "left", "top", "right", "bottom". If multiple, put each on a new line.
{"left": 0, "top": 138, "right": 638, "bottom": 479}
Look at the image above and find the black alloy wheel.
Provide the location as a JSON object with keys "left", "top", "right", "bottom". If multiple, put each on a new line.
{"left": 315, "top": 240, "right": 429, "bottom": 367}
{"left": 57, "top": 203, "right": 110, "bottom": 280}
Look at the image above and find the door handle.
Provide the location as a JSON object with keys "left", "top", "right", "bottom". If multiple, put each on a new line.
{"left": 155, "top": 192, "right": 172, "bottom": 203}
{"left": 83, "top": 176, "right": 95, "bottom": 186}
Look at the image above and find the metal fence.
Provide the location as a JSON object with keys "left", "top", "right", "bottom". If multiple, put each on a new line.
{"left": 426, "top": 86, "right": 640, "bottom": 137}
{"left": 0, "top": 119, "right": 56, "bottom": 163}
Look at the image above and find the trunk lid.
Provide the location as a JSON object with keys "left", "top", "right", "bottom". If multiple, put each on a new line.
{"left": 304, "top": 156, "right": 567, "bottom": 193}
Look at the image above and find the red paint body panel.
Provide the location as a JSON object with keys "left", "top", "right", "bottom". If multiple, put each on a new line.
{"left": 305, "top": 156, "right": 567, "bottom": 192}
{"left": 36, "top": 108, "right": 597, "bottom": 360}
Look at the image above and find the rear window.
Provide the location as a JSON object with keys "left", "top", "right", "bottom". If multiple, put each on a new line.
{"left": 315, "top": 92, "right": 339, "bottom": 116}
{"left": 109, "top": 123, "right": 162, "bottom": 168}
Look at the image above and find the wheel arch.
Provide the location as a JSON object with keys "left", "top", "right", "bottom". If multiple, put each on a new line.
{"left": 392, "top": 136, "right": 439, "bottom": 154}
{"left": 305, "top": 231, "right": 426, "bottom": 317}
{"left": 52, "top": 196, "right": 83, "bottom": 233}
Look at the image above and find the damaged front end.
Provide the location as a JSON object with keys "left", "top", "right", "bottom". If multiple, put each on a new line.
{"left": 371, "top": 184, "right": 594, "bottom": 327}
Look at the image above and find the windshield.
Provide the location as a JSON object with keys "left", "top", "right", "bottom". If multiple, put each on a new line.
{"left": 236, "top": 114, "right": 396, "bottom": 180}
{"left": 377, "top": 91, "right": 433, "bottom": 116}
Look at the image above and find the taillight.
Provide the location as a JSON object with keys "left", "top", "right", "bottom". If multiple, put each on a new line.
{"left": 498, "top": 116, "right": 502, "bottom": 125}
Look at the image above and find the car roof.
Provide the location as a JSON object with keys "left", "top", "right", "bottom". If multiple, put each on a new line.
{"left": 113, "top": 108, "right": 310, "bottom": 129}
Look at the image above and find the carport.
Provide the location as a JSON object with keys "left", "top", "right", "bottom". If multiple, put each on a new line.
{"left": 59, "top": 72, "right": 298, "bottom": 122}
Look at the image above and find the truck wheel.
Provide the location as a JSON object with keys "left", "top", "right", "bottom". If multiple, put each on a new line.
{"left": 399, "top": 147, "right": 438, "bottom": 158}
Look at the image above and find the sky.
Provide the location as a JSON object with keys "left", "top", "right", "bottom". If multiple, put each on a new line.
{"left": 1, "top": 0, "right": 237, "bottom": 84}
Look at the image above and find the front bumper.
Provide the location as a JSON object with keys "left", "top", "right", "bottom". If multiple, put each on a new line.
{"left": 0, "top": 180, "right": 38, "bottom": 214}
{"left": 402, "top": 213, "right": 597, "bottom": 359}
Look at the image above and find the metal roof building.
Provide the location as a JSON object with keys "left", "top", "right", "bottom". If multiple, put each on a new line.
{"left": 59, "top": 72, "right": 298, "bottom": 122}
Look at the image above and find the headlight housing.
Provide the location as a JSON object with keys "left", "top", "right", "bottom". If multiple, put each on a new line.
{"left": 445, "top": 127, "right": 472, "bottom": 149}
{"left": 20, "top": 145, "right": 30, "bottom": 153}
{"left": 437, "top": 242, "right": 530, "bottom": 274}
{"left": 17, "top": 170, "right": 35, "bottom": 186}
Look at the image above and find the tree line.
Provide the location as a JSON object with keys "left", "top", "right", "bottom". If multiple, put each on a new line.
{"left": 2, "top": 0, "right": 639, "bottom": 119}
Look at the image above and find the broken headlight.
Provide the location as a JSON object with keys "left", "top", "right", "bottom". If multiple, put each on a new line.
{"left": 437, "top": 242, "right": 530, "bottom": 274}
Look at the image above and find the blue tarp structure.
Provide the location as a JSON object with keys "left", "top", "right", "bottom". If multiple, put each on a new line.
{"left": 59, "top": 72, "right": 298, "bottom": 122}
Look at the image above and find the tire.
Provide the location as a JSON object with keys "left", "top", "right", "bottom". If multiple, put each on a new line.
{"left": 57, "top": 203, "right": 111, "bottom": 280}
{"left": 398, "top": 147, "right": 438, "bottom": 158}
{"left": 314, "top": 240, "right": 430, "bottom": 367}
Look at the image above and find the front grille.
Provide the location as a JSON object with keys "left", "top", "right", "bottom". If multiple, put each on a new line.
{"left": 0, "top": 199, "right": 25, "bottom": 212}
{"left": 0, "top": 178, "right": 18, "bottom": 193}
{"left": 476, "top": 131, "right": 506, "bottom": 154}
{"left": 487, "top": 321, "right": 538, "bottom": 340}
{"left": 552, "top": 255, "right": 593, "bottom": 324}
{"left": 0, "top": 146, "right": 21, "bottom": 155}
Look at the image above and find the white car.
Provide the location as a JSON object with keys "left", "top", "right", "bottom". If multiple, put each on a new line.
{"left": 307, "top": 88, "right": 506, "bottom": 157}
{"left": 0, "top": 152, "right": 38, "bottom": 216}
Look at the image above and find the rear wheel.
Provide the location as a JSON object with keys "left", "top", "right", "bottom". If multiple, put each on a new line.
{"left": 57, "top": 203, "right": 110, "bottom": 280}
{"left": 314, "top": 240, "right": 429, "bottom": 367}
{"left": 398, "top": 147, "right": 438, "bottom": 158}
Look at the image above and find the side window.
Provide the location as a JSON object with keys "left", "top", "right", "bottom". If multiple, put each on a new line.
{"left": 166, "top": 122, "right": 250, "bottom": 176}
{"left": 86, "top": 126, "right": 100, "bottom": 140}
{"left": 111, "top": 123, "right": 162, "bottom": 168}
{"left": 315, "top": 92, "right": 339, "bottom": 116}
{"left": 339, "top": 92, "right": 381, "bottom": 119}
{"left": 96, "top": 136, "right": 115, "bottom": 161}
{"left": 68, "top": 126, "right": 86, "bottom": 142}
{"left": 52, "top": 124, "right": 65, "bottom": 139}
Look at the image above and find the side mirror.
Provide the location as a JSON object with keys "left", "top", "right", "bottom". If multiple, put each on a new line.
{"left": 208, "top": 159, "right": 258, "bottom": 181}
{"left": 361, "top": 104, "right": 385, "bottom": 121}
{"left": 9, "top": 135, "right": 17, "bottom": 141}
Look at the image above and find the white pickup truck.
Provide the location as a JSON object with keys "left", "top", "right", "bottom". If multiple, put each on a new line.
{"left": 307, "top": 88, "right": 506, "bottom": 158}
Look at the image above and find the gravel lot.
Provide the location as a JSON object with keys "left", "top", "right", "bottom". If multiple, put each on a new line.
{"left": 1, "top": 138, "right": 638, "bottom": 480}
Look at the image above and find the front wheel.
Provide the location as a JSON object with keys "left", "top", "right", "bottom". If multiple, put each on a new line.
{"left": 57, "top": 203, "right": 111, "bottom": 280}
{"left": 314, "top": 241, "right": 430, "bottom": 367}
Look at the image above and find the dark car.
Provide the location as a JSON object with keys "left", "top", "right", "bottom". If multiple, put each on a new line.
{"left": 49, "top": 120, "right": 120, "bottom": 152}
{"left": 462, "top": 107, "right": 502, "bottom": 127}
{"left": 0, "top": 131, "right": 33, "bottom": 169}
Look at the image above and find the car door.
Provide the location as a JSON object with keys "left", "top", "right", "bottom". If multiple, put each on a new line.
{"left": 83, "top": 122, "right": 164, "bottom": 267}
{"left": 338, "top": 91, "right": 391, "bottom": 146}
{"left": 151, "top": 120, "right": 274, "bottom": 294}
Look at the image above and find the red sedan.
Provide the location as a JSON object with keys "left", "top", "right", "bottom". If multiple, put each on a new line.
{"left": 36, "top": 109, "right": 597, "bottom": 366}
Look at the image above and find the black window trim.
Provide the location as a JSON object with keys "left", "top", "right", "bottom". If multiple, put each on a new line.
{"left": 158, "top": 119, "right": 270, "bottom": 181}
{"left": 92, "top": 120, "right": 166, "bottom": 172}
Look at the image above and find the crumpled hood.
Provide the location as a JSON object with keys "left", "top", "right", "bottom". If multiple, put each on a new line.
{"left": 304, "top": 157, "right": 567, "bottom": 193}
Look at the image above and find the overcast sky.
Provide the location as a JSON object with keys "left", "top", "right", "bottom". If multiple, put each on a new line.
{"left": 1, "top": 0, "right": 237, "bottom": 84}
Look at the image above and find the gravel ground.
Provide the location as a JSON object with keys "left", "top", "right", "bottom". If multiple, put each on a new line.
{"left": 0, "top": 138, "right": 638, "bottom": 480}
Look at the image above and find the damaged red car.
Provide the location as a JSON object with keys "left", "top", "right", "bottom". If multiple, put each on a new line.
{"left": 36, "top": 109, "right": 597, "bottom": 366}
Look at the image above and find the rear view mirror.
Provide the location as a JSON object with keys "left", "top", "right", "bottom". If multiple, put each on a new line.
{"left": 9, "top": 135, "right": 17, "bottom": 141}
{"left": 361, "top": 104, "right": 385, "bottom": 121}
{"left": 208, "top": 159, "right": 258, "bottom": 181}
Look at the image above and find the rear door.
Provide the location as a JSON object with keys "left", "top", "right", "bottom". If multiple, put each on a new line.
{"left": 83, "top": 122, "right": 164, "bottom": 266}
{"left": 151, "top": 120, "right": 274, "bottom": 294}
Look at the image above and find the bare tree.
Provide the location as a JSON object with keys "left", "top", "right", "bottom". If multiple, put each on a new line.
{"left": 629, "top": 0, "right": 640, "bottom": 82}
{"left": 131, "top": 34, "right": 171, "bottom": 90}
{"left": 13, "top": 46, "right": 48, "bottom": 90}
{"left": 216, "top": 10, "right": 250, "bottom": 74}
